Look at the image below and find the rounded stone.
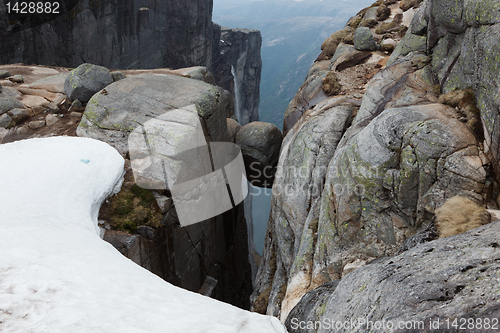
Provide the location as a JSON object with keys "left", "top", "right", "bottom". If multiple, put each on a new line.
{"left": 353, "top": 27, "right": 378, "bottom": 51}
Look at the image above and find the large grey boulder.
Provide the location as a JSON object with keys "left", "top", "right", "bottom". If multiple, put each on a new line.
{"left": 64, "top": 63, "right": 113, "bottom": 103}
{"left": 353, "top": 27, "right": 377, "bottom": 51}
{"left": 77, "top": 73, "right": 233, "bottom": 155}
{"left": 285, "top": 220, "right": 500, "bottom": 333}
{"left": 236, "top": 121, "right": 283, "bottom": 188}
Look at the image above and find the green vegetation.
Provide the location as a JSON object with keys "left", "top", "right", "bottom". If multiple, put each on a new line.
{"left": 99, "top": 171, "right": 162, "bottom": 232}
{"left": 322, "top": 72, "right": 342, "bottom": 96}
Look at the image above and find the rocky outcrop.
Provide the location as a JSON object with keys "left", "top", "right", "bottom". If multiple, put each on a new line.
{"left": 212, "top": 26, "right": 262, "bottom": 126}
{"left": 286, "top": 220, "right": 500, "bottom": 333}
{"left": 64, "top": 63, "right": 113, "bottom": 103}
{"left": 253, "top": 0, "right": 500, "bottom": 323}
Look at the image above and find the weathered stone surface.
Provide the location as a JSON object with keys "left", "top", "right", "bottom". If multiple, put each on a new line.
{"left": 0, "top": 113, "right": 12, "bottom": 128}
{"left": 7, "top": 108, "right": 29, "bottom": 125}
{"left": 28, "top": 120, "right": 45, "bottom": 129}
{"left": 8, "top": 75, "right": 24, "bottom": 83}
{"left": 359, "top": 7, "right": 379, "bottom": 28}
{"left": 387, "top": 30, "right": 428, "bottom": 66}
{"left": 23, "top": 73, "right": 68, "bottom": 93}
{"left": 353, "top": 27, "right": 378, "bottom": 51}
{"left": 175, "top": 66, "right": 216, "bottom": 85}
{"left": 251, "top": 100, "right": 357, "bottom": 317}
{"left": 286, "top": 220, "right": 500, "bottom": 333}
{"left": 0, "top": 71, "right": 11, "bottom": 79}
{"left": 0, "top": 97, "right": 24, "bottom": 115}
{"left": 236, "top": 121, "right": 283, "bottom": 188}
{"left": 330, "top": 44, "right": 372, "bottom": 72}
{"left": 77, "top": 73, "right": 232, "bottom": 155}
{"left": 64, "top": 63, "right": 113, "bottom": 103}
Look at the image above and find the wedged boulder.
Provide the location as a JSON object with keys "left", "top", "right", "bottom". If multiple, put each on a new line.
{"left": 285, "top": 220, "right": 500, "bottom": 333}
{"left": 77, "top": 73, "right": 233, "bottom": 155}
{"left": 236, "top": 121, "right": 283, "bottom": 188}
{"left": 227, "top": 118, "right": 242, "bottom": 143}
{"left": 64, "top": 63, "right": 113, "bottom": 103}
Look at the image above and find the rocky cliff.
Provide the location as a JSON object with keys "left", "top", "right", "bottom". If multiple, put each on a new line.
{"left": 252, "top": 0, "right": 500, "bottom": 326}
{"left": 0, "top": 0, "right": 262, "bottom": 127}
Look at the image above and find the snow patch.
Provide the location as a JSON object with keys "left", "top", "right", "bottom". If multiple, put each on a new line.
{"left": 0, "top": 137, "right": 286, "bottom": 333}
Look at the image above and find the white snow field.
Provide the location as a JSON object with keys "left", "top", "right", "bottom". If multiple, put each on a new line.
{"left": 0, "top": 137, "right": 286, "bottom": 333}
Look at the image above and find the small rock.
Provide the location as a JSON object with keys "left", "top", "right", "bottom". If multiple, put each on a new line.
{"left": 8, "top": 75, "right": 24, "bottom": 83}
{"left": 353, "top": 27, "right": 378, "bottom": 51}
{"left": 69, "top": 112, "right": 83, "bottom": 121}
{"left": 0, "top": 113, "right": 13, "bottom": 128}
{"left": 67, "top": 121, "right": 74, "bottom": 126}
{"left": 45, "top": 114, "right": 60, "bottom": 126}
{"left": 0, "top": 70, "right": 11, "bottom": 79}
{"left": 152, "top": 191, "right": 173, "bottom": 214}
{"left": 16, "top": 125, "right": 29, "bottom": 134}
{"left": 28, "top": 120, "right": 45, "bottom": 129}
{"left": 47, "top": 102, "right": 60, "bottom": 114}
{"left": 111, "top": 71, "right": 126, "bottom": 82}
{"left": 7, "top": 108, "right": 29, "bottom": 124}
{"left": 0, "top": 79, "right": 14, "bottom": 87}
{"left": 68, "top": 99, "right": 85, "bottom": 113}
{"left": 381, "top": 38, "right": 397, "bottom": 53}
{"left": 0, "top": 127, "right": 8, "bottom": 143}
{"left": 30, "top": 105, "right": 47, "bottom": 116}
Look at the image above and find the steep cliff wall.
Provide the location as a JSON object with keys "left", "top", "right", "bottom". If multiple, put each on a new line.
{"left": 0, "top": 0, "right": 215, "bottom": 70}
{"left": 252, "top": 0, "right": 500, "bottom": 324}
{"left": 212, "top": 26, "right": 262, "bottom": 126}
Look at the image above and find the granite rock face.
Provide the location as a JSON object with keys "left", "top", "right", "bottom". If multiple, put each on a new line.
{"left": 286, "top": 221, "right": 500, "bottom": 333}
{"left": 253, "top": 0, "right": 500, "bottom": 323}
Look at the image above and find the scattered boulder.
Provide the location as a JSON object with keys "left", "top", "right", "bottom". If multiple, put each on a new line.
{"left": 7, "top": 108, "right": 29, "bottom": 125}
{"left": 0, "top": 113, "right": 13, "bottom": 128}
{"left": 111, "top": 71, "right": 126, "bottom": 82}
{"left": 8, "top": 75, "right": 24, "bottom": 83}
{"left": 28, "top": 120, "right": 45, "bottom": 129}
{"left": 375, "top": 13, "right": 404, "bottom": 34}
{"left": 400, "top": 0, "right": 423, "bottom": 11}
{"left": 64, "top": 63, "right": 113, "bottom": 103}
{"left": 353, "top": 27, "right": 378, "bottom": 51}
{"left": 381, "top": 38, "right": 397, "bottom": 52}
{"left": 359, "top": 7, "right": 378, "bottom": 28}
{"left": 0, "top": 97, "right": 24, "bottom": 115}
{"left": 174, "top": 66, "right": 216, "bottom": 85}
{"left": 68, "top": 99, "right": 85, "bottom": 113}
{"left": 45, "top": 114, "right": 60, "bottom": 126}
{"left": 236, "top": 121, "right": 283, "bottom": 188}
{"left": 316, "top": 28, "right": 353, "bottom": 61}
{"left": 330, "top": 43, "right": 372, "bottom": 71}
{"left": 376, "top": 4, "right": 391, "bottom": 21}
{"left": 0, "top": 71, "right": 11, "bottom": 79}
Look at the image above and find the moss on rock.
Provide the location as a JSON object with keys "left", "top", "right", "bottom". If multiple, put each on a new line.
{"left": 322, "top": 72, "right": 342, "bottom": 96}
